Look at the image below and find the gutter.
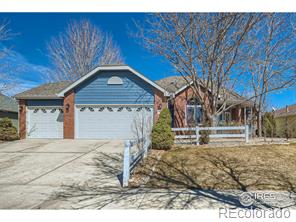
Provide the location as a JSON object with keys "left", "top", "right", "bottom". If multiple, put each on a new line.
{"left": 0, "top": 109, "right": 18, "bottom": 114}
{"left": 14, "top": 96, "right": 63, "bottom": 100}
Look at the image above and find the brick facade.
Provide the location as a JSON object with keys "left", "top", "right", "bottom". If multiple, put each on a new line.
{"left": 172, "top": 86, "right": 246, "bottom": 127}
{"left": 173, "top": 87, "right": 202, "bottom": 127}
{"left": 63, "top": 90, "right": 75, "bottom": 139}
{"left": 153, "top": 90, "right": 167, "bottom": 123}
{"left": 18, "top": 99, "right": 26, "bottom": 139}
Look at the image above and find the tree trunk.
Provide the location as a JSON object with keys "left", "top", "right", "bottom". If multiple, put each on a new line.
{"left": 209, "top": 115, "right": 218, "bottom": 127}
{"left": 257, "top": 111, "right": 262, "bottom": 137}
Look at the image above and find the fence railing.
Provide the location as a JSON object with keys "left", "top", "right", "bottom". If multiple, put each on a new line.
{"left": 172, "top": 125, "right": 249, "bottom": 145}
{"left": 122, "top": 137, "right": 150, "bottom": 187}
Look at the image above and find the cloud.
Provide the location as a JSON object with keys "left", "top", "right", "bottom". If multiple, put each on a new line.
{"left": 0, "top": 47, "right": 50, "bottom": 96}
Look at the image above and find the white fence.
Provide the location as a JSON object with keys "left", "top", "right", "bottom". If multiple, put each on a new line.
{"left": 172, "top": 125, "right": 249, "bottom": 145}
{"left": 122, "top": 137, "right": 150, "bottom": 187}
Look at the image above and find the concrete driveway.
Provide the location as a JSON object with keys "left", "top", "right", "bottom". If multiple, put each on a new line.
{"left": 1, "top": 140, "right": 294, "bottom": 209}
{"left": 0, "top": 139, "right": 124, "bottom": 209}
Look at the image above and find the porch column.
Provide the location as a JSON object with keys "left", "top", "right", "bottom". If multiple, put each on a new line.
{"left": 244, "top": 106, "right": 247, "bottom": 125}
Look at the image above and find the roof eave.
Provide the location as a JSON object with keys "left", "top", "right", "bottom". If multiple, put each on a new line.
{"left": 14, "top": 95, "right": 63, "bottom": 100}
{"left": 275, "top": 113, "right": 296, "bottom": 118}
{"left": 173, "top": 81, "right": 194, "bottom": 96}
{"left": 0, "top": 109, "right": 18, "bottom": 113}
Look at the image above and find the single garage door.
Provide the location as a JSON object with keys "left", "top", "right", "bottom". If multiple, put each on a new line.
{"left": 76, "top": 105, "right": 153, "bottom": 139}
{"left": 27, "top": 107, "right": 64, "bottom": 138}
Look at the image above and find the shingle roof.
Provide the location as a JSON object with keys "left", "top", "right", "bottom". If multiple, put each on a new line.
{"left": 156, "top": 76, "right": 191, "bottom": 93}
{"left": 156, "top": 76, "right": 252, "bottom": 106}
{"left": 14, "top": 74, "right": 252, "bottom": 107}
{"left": 0, "top": 93, "right": 18, "bottom": 113}
{"left": 274, "top": 104, "right": 296, "bottom": 118}
{"left": 14, "top": 81, "right": 72, "bottom": 99}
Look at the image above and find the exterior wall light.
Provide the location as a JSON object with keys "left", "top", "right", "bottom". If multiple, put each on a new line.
{"left": 65, "top": 104, "right": 70, "bottom": 112}
{"left": 158, "top": 103, "right": 162, "bottom": 110}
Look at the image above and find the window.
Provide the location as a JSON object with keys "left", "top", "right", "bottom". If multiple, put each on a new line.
{"left": 136, "top": 107, "right": 143, "bottom": 112}
{"left": 107, "top": 107, "right": 113, "bottom": 112}
{"left": 186, "top": 98, "right": 202, "bottom": 126}
{"left": 145, "top": 107, "right": 151, "bottom": 112}
{"left": 107, "top": 76, "right": 123, "bottom": 85}
{"left": 219, "top": 111, "right": 231, "bottom": 123}
{"left": 126, "top": 107, "right": 132, "bottom": 112}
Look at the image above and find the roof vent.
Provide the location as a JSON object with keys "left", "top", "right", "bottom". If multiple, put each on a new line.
{"left": 107, "top": 76, "right": 123, "bottom": 85}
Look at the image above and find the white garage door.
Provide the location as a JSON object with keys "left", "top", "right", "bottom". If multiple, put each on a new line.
{"left": 76, "top": 105, "right": 153, "bottom": 139}
{"left": 27, "top": 107, "right": 64, "bottom": 139}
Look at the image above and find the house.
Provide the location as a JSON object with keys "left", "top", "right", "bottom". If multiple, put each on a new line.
{"left": 0, "top": 93, "right": 18, "bottom": 129}
{"left": 274, "top": 104, "right": 296, "bottom": 137}
{"left": 15, "top": 65, "right": 252, "bottom": 140}
{"left": 15, "top": 65, "right": 168, "bottom": 139}
{"left": 156, "top": 76, "right": 254, "bottom": 128}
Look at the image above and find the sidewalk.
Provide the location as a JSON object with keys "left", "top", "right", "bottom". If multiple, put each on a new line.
{"left": 38, "top": 187, "right": 296, "bottom": 209}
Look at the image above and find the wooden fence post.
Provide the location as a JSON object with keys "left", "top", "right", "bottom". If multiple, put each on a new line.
{"left": 245, "top": 125, "right": 249, "bottom": 143}
{"left": 122, "top": 140, "right": 130, "bottom": 187}
{"left": 196, "top": 126, "right": 200, "bottom": 145}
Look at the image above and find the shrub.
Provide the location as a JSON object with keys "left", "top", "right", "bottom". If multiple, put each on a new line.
{"left": 263, "top": 112, "right": 276, "bottom": 137}
{"left": 151, "top": 108, "right": 174, "bottom": 150}
{"left": 199, "top": 130, "right": 210, "bottom": 145}
{"left": 0, "top": 117, "right": 18, "bottom": 141}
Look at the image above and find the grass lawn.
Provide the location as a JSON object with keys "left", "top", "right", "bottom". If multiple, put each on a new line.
{"left": 130, "top": 143, "right": 296, "bottom": 191}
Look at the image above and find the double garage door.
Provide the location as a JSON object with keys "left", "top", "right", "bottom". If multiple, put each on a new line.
{"left": 26, "top": 105, "right": 153, "bottom": 139}
{"left": 75, "top": 105, "right": 153, "bottom": 139}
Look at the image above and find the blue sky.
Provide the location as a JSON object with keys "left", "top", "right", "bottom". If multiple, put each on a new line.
{"left": 0, "top": 13, "right": 174, "bottom": 90}
{"left": 0, "top": 13, "right": 294, "bottom": 109}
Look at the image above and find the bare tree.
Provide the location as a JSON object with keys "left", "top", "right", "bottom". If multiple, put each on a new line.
{"left": 136, "top": 13, "right": 262, "bottom": 126}
{"left": 46, "top": 20, "right": 124, "bottom": 82}
{"left": 0, "top": 20, "right": 16, "bottom": 94}
{"left": 244, "top": 13, "right": 296, "bottom": 137}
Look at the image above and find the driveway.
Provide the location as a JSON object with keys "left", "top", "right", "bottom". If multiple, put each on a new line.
{"left": 0, "top": 139, "right": 124, "bottom": 209}
{"left": 1, "top": 140, "right": 295, "bottom": 209}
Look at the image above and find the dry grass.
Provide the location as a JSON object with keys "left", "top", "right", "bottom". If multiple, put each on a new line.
{"left": 131, "top": 143, "right": 296, "bottom": 191}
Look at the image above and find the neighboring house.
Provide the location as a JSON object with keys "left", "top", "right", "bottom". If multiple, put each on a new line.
{"left": 0, "top": 93, "right": 18, "bottom": 129}
{"left": 156, "top": 76, "right": 254, "bottom": 128}
{"left": 274, "top": 104, "right": 296, "bottom": 137}
{"left": 15, "top": 65, "right": 253, "bottom": 140}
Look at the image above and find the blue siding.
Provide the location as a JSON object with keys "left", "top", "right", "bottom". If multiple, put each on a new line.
{"left": 75, "top": 70, "right": 154, "bottom": 104}
{"left": 26, "top": 99, "right": 63, "bottom": 106}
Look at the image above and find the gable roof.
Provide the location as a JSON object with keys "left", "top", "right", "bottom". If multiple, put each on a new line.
{"left": 14, "top": 81, "right": 72, "bottom": 99}
{"left": 57, "top": 65, "right": 169, "bottom": 97}
{"left": 156, "top": 76, "right": 253, "bottom": 106}
{"left": 0, "top": 93, "right": 18, "bottom": 113}
{"left": 156, "top": 76, "right": 191, "bottom": 93}
{"left": 274, "top": 104, "right": 296, "bottom": 118}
